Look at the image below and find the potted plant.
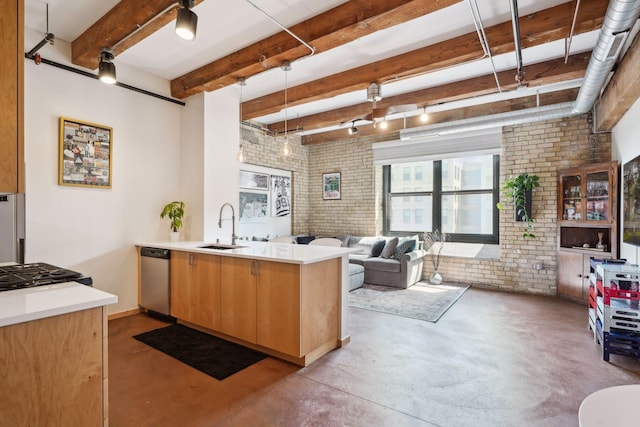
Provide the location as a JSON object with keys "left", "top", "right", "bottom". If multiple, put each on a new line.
{"left": 423, "top": 229, "right": 448, "bottom": 284}
{"left": 497, "top": 173, "right": 540, "bottom": 239}
{"left": 160, "top": 201, "right": 185, "bottom": 241}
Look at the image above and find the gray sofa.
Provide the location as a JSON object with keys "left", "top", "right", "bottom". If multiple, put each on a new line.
{"left": 340, "top": 235, "right": 427, "bottom": 289}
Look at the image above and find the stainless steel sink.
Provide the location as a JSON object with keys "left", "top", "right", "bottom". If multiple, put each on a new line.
{"left": 198, "top": 244, "right": 246, "bottom": 250}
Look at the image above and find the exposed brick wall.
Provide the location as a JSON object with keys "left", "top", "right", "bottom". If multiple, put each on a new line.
{"left": 440, "top": 115, "right": 611, "bottom": 295}
{"left": 244, "top": 115, "right": 613, "bottom": 296}
{"left": 306, "top": 134, "right": 393, "bottom": 236}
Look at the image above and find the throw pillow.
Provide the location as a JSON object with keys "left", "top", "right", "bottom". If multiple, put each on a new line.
{"left": 370, "top": 240, "right": 386, "bottom": 257}
{"left": 380, "top": 237, "right": 399, "bottom": 259}
{"left": 297, "top": 235, "right": 316, "bottom": 245}
{"left": 393, "top": 239, "right": 416, "bottom": 260}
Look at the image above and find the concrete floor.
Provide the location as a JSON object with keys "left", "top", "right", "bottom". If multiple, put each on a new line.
{"left": 108, "top": 287, "right": 640, "bottom": 426}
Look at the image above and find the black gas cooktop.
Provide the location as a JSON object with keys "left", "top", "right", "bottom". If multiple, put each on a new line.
{"left": 0, "top": 263, "right": 92, "bottom": 292}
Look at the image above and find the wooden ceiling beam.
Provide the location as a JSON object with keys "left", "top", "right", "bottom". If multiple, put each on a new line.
{"left": 72, "top": 0, "right": 206, "bottom": 70}
{"left": 301, "top": 88, "right": 579, "bottom": 144}
{"left": 170, "top": 0, "right": 461, "bottom": 98}
{"left": 266, "top": 52, "right": 591, "bottom": 134}
{"left": 243, "top": 0, "right": 608, "bottom": 119}
{"left": 595, "top": 32, "right": 640, "bottom": 131}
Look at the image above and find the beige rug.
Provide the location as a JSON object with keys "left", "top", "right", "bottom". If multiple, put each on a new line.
{"left": 348, "top": 282, "right": 469, "bottom": 322}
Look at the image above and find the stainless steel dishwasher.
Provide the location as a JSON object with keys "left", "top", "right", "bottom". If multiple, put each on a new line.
{"left": 140, "top": 247, "right": 171, "bottom": 316}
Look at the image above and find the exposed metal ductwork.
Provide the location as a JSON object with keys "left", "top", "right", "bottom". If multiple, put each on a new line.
{"left": 572, "top": 0, "right": 640, "bottom": 113}
{"left": 400, "top": 0, "right": 640, "bottom": 141}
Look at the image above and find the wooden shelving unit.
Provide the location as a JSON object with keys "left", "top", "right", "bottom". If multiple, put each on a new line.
{"left": 557, "top": 161, "right": 619, "bottom": 303}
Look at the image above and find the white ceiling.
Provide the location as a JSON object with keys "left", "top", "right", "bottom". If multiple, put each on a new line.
{"left": 24, "top": 0, "right": 597, "bottom": 131}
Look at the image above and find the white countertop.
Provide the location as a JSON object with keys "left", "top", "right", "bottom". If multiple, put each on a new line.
{"left": 0, "top": 282, "right": 118, "bottom": 328}
{"left": 135, "top": 240, "right": 361, "bottom": 264}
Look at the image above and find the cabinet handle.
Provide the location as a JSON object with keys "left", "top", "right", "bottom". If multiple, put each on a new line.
{"left": 189, "top": 254, "right": 195, "bottom": 266}
{"left": 577, "top": 274, "right": 583, "bottom": 278}
{"left": 251, "top": 260, "right": 259, "bottom": 276}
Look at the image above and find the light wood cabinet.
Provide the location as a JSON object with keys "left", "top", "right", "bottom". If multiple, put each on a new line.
{"left": 256, "top": 260, "right": 300, "bottom": 356}
{"left": 0, "top": 307, "right": 107, "bottom": 426}
{"left": 220, "top": 258, "right": 300, "bottom": 356}
{"left": 558, "top": 162, "right": 619, "bottom": 302}
{"left": 219, "top": 257, "right": 258, "bottom": 343}
{"left": 171, "top": 251, "right": 221, "bottom": 331}
{"left": 0, "top": 0, "right": 24, "bottom": 193}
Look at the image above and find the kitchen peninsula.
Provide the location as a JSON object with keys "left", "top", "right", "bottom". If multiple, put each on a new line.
{"left": 136, "top": 240, "right": 356, "bottom": 366}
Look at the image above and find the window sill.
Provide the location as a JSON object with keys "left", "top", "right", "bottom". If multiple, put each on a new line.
{"left": 428, "top": 243, "right": 500, "bottom": 260}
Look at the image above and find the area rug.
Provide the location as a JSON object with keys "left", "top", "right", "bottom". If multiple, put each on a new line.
{"left": 133, "top": 324, "right": 266, "bottom": 380}
{"left": 348, "top": 282, "right": 469, "bottom": 322}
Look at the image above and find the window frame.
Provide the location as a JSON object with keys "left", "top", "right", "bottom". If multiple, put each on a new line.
{"left": 382, "top": 155, "right": 500, "bottom": 244}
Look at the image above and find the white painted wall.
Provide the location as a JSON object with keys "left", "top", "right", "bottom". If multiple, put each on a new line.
{"left": 24, "top": 29, "right": 182, "bottom": 314}
{"left": 179, "top": 94, "right": 205, "bottom": 241}
{"left": 203, "top": 88, "right": 241, "bottom": 243}
{"left": 612, "top": 96, "right": 640, "bottom": 266}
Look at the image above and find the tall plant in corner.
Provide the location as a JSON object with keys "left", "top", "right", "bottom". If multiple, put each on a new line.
{"left": 497, "top": 173, "right": 540, "bottom": 239}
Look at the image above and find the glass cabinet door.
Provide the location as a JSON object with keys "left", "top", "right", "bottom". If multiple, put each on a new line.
{"left": 562, "top": 174, "right": 582, "bottom": 221}
{"left": 585, "top": 171, "right": 609, "bottom": 221}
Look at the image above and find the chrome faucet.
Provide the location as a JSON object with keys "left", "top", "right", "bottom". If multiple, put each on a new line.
{"left": 218, "top": 202, "right": 237, "bottom": 245}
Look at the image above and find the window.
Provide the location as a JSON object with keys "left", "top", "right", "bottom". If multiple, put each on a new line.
{"left": 384, "top": 155, "right": 499, "bottom": 243}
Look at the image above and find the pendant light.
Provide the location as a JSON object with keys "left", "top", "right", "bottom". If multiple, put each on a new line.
{"left": 367, "top": 82, "right": 382, "bottom": 102}
{"left": 175, "top": 0, "right": 198, "bottom": 41}
{"left": 279, "top": 61, "right": 292, "bottom": 157}
{"left": 98, "top": 48, "right": 116, "bottom": 84}
{"left": 237, "top": 77, "right": 246, "bottom": 163}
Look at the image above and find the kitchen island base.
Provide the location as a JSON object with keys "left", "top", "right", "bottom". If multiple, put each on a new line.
{"left": 0, "top": 306, "right": 109, "bottom": 426}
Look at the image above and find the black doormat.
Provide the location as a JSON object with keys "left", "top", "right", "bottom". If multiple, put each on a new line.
{"left": 133, "top": 324, "right": 266, "bottom": 380}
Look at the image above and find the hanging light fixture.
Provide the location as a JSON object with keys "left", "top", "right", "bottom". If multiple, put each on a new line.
{"left": 98, "top": 48, "right": 116, "bottom": 84}
{"left": 379, "top": 118, "right": 388, "bottom": 130}
{"left": 367, "top": 82, "right": 382, "bottom": 102}
{"left": 420, "top": 107, "right": 429, "bottom": 123}
{"left": 279, "top": 61, "right": 292, "bottom": 157}
{"left": 175, "top": 0, "right": 198, "bottom": 41}
{"left": 237, "top": 77, "right": 246, "bottom": 163}
{"left": 348, "top": 121, "right": 358, "bottom": 135}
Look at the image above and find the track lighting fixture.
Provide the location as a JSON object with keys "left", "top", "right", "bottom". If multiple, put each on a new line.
{"left": 98, "top": 48, "right": 116, "bottom": 84}
{"left": 420, "top": 107, "right": 429, "bottom": 123}
{"left": 367, "top": 82, "right": 382, "bottom": 102}
{"left": 348, "top": 121, "right": 359, "bottom": 135}
{"left": 175, "top": 0, "right": 198, "bottom": 41}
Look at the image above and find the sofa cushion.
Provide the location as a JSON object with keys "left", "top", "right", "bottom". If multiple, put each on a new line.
{"left": 348, "top": 253, "right": 369, "bottom": 265}
{"left": 364, "top": 258, "right": 401, "bottom": 273}
{"left": 393, "top": 238, "right": 416, "bottom": 260}
{"left": 370, "top": 240, "right": 386, "bottom": 257}
{"left": 380, "top": 237, "right": 399, "bottom": 258}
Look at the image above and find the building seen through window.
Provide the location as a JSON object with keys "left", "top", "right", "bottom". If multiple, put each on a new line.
{"left": 385, "top": 154, "right": 499, "bottom": 244}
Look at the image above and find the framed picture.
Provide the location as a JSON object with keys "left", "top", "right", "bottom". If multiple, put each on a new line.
{"left": 623, "top": 154, "right": 640, "bottom": 246}
{"left": 271, "top": 175, "right": 291, "bottom": 217}
{"left": 239, "top": 191, "right": 268, "bottom": 223}
{"left": 239, "top": 170, "right": 269, "bottom": 190}
{"left": 323, "top": 172, "right": 341, "bottom": 200}
{"left": 59, "top": 117, "right": 112, "bottom": 188}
